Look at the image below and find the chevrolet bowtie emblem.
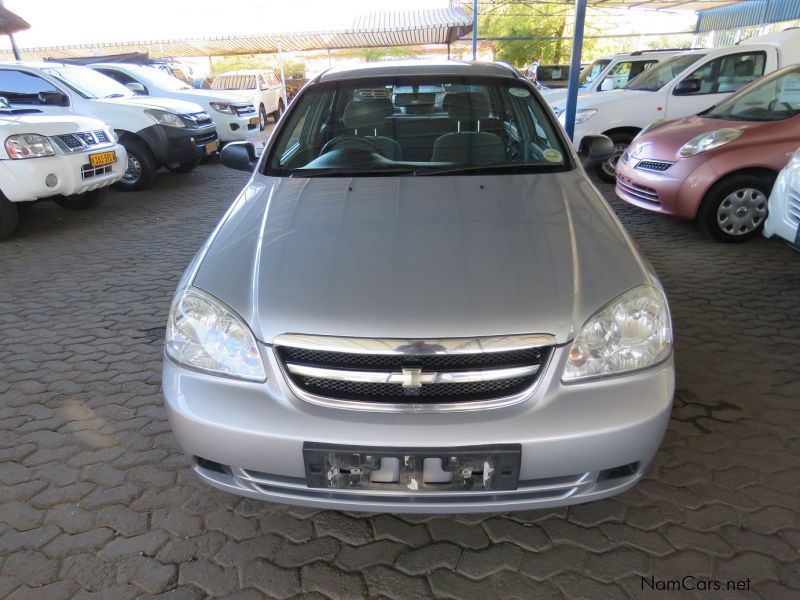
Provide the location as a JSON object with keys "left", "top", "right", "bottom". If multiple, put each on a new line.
{"left": 389, "top": 367, "right": 436, "bottom": 388}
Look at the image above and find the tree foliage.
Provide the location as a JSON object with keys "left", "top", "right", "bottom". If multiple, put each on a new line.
{"left": 211, "top": 54, "right": 306, "bottom": 78}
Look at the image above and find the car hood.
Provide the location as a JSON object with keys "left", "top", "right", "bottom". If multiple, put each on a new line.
{"left": 550, "top": 89, "right": 649, "bottom": 111}
{"left": 192, "top": 172, "right": 653, "bottom": 344}
{"left": 95, "top": 95, "right": 204, "bottom": 114}
{"left": 628, "top": 115, "right": 760, "bottom": 161}
{"left": 0, "top": 113, "right": 108, "bottom": 135}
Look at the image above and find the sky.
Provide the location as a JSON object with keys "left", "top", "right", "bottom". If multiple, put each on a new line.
{"left": 3, "top": 0, "right": 454, "bottom": 48}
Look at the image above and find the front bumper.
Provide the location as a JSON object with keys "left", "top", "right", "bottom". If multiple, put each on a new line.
{"left": 615, "top": 153, "right": 716, "bottom": 220}
{"left": 211, "top": 111, "right": 259, "bottom": 142}
{"left": 137, "top": 124, "right": 219, "bottom": 167}
{"left": 764, "top": 166, "right": 800, "bottom": 247}
{"left": 0, "top": 143, "right": 127, "bottom": 203}
{"left": 163, "top": 344, "right": 674, "bottom": 513}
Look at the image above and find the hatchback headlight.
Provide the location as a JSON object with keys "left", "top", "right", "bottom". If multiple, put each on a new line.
{"left": 5, "top": 134, "right": 56, "bottom": 159}
{"left": 563, "top": 284, "right": 672, "bottom": 382}
{"left": 209, "top": 102, "right": 235, "bottom": 115}
{"left": 166, "top": 287, "right": 265, "bottom": 381}
{"left": 145, "top": 109, "right": 186, "bottom": 128}
{"left": 678, "top": 128, "right": 741, "bottom": 158}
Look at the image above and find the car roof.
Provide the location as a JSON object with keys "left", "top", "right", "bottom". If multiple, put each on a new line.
{"left": 317, "top": 60, "right": 520, "bottom": 83}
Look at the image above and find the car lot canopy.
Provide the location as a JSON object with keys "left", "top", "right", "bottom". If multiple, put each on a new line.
{"left": 0, "top": 7, "right": 473, "bottom": 60}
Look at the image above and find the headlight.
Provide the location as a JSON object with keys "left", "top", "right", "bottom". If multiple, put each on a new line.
{"left": 678, "top": 128, "right": 741, "bottom": 158}
{"left": 563, "top": 284, "right": 672, "bottom": 382}
{"left": 5, "top": 134, "right": 56, "bottom": 159}
{"left": 209, "top": 102, "right": 235, "bottom": 115}
{"left": 557, "top": 108, "right": 597, "bottom": 127}
{"left": 165, "top": 287, "right": 265, "bottom": 381}
{"left": 145, "top": 109, "right": 186, "bottom": 128}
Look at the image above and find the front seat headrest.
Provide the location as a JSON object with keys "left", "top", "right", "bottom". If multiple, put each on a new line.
{"left": 343, "top": 98, "right": 393, "bottom": 129}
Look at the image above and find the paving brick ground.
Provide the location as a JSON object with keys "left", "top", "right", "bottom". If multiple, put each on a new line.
{"left": 1, "top": 155, "right": 798, "bottom": 599}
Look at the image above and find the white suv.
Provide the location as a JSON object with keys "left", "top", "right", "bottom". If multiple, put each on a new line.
{"left": 89, "top": 64, "right": 260, "bottom": 143}
{"left": 0, "top": 98, "right": 126, "bottom": 239}
{"left": 212, "top": 70, "right": 287, "bottom": 130}
{"left": 0, "top": 62, "right": 219, "bottom": 191}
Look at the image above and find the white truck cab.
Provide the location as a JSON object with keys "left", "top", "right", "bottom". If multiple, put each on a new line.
{"left": 211, "top": 69, "right": 287, "bottom": 130}
{"left": 88, "top": 64, "right": 260, "bottom": 143}
{"left": 542, "top": 49, "right": 687, "bottom": 105}
{"left": 0, "top": 62, "right": 219, "bottom": 190}
{"left": 0, "top": 98, "right": 126, "bottom": 238}
{"left": 552, "top": 29, "right": 800, "bottom": 181}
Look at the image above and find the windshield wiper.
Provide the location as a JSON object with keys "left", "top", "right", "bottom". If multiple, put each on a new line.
{"left": 289, "top": 165, "right": 417, "bottom": 178}
{"left": 417, "top": 162, "right": 556, "bottom": 176}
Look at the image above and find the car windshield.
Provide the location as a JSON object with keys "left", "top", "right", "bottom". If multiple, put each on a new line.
{"left": 136, "top": 66, "right": 192, "bottom": 91}
{"left": 624, "top": 54, "right": 705, "bottom": 91}
{"left": 42, "top": 65, "right": 134, "bottom": 99}
{"left": 705, "top": 66, "right": 800, "bottom": 122}
{"left": 265, "top": 76, "right": 569, "bottom": 177}
{"left": 579, "top": 59, "right": 611, "bottom": 87}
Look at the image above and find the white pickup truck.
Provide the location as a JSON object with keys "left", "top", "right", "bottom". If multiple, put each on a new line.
{"left": 551, "top": 30, "right": 800, "bottom": 181}
{"left": 542, "top": 49, "right": 686, "bottom": 105}
{"left": 0, "top": 98, "right": 126, "bottom": 239}
{"left": 87, "top": 63, "right": 260, "bottom": 143}
{"left": 211, "top": 70, "right": 287, "bottom": 130}
{"left": 0, "top": 62, "right": 219, "bottom": 191}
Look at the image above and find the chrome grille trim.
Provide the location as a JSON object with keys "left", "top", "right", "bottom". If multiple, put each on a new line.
{"left": 634, "top": 159, "right": 673, "bottom": 172}
{"left": 52, "top": 130, "right": 115, "bottom": 154}
{"left": 273, "top": 333, "right": 555, "bottom": 413}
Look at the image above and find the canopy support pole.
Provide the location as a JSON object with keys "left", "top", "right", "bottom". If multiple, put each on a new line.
{"left": 472, "top": 0, "right": 478, "bottom": 60}
{"left": 564, "top": 0, "right": 587, "bottom": 142}
{"left": 277, "top": 38, "right": 287, "bottom": 104}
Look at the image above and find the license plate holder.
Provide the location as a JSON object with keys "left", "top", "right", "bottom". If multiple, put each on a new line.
{"left": 88, "top": 150, "right": 116, "bottom": 168}
{"left": 303, "top": 443, "right": 521, "bottom": 491}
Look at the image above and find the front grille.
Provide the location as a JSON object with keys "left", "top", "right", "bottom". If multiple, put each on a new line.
{"left": 56, "top": 130, "right": 110, "bottom": 151}
{"left": 617, "top": 178, "right": 660, "bottom": 205}
{"left": 182, "top": 111, "right": 214, "bottom": 128}
{"left": 276, "top": 337, "right": 551, "bottom": 407}
{"left": 196, "top": 131, "right": 218, "bottom": 145}
{"left": 635, "top": 159, "right": 672, "bottom": 172}
{"left": 788, "top": 189, "right": 800, "bottom": 227}
{"left": 81, "top": 164, "right": 112, "bottom": 179}
{"left": 234, "top": 104, "right": 256, "bottom": 116}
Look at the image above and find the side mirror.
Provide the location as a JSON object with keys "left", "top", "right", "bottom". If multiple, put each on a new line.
{"left": 221, "top": 141, "right": 257, "bottom": 172}
{"left": 599, "top": 78, "right": 615, "bottom": 92}
{"left": 125, "top": 82, "right": 147, "bottom": 95}
{"left": 577, "top": 134, "right": 614, "bottom": 169}
{"left": 37, "top": 91, "right": 69, "bottom": 106}
{"left": 674, "top": 78, "right": 701, "bottom": 95}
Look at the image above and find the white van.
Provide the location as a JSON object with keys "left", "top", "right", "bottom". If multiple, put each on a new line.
{"left": 212, "top": 70, "right": 287, "bottom": 130}
{"left": 542, "top": 50, "right": 687, "bottom": 105}
{"left": 89, "top": 63, "right": 260, "bottom": 143}
{"left": 0, "top": 98, "right": 126, "bottom": 238}
{"left": 0, "top": 62, "right": 218, "bottom": 190}
{"left": 551, "top": 30, "right": 800, "bottom": 181}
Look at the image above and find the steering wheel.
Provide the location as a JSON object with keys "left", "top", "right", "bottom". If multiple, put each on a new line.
{"left": 321, "top": 135, "right": 382, "bottom": 155}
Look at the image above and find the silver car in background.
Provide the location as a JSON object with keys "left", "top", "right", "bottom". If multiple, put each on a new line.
{"left": 163, "top": 61, "right": 674, "bottom": 513}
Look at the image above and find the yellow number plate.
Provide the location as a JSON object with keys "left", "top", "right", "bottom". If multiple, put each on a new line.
{"left": 88, "top": 151, "right": 117, "bottom": 168}
{"left": 205, "top": 140, "right": 220, "bottom": 154}
{"left": 249, "top": 117, "right": 260, "bottom": 126}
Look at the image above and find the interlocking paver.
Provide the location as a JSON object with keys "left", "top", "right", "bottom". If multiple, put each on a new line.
{"left": 1, "top": 162, "right": 797, "bottom": 597}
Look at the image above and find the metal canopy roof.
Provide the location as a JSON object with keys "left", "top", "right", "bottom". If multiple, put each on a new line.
{"left": 0, "top": 7, "right": 473, "bottom": 60}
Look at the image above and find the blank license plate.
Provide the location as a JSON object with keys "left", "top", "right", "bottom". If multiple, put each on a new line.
{"left": 88, "top": 151, "right": 116, "bottom": 168}
{"left": 205, "top": 140, "right": 219, "bottom": 154}
{"left": 303, "top": 442, "right": 521, "bottom": 491}
{"left": 249, "top": 117, "right": 260, "bottom": 126}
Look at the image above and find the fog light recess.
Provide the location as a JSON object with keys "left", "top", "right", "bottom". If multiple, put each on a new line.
{"left": 45, "top": 174, "right": 58, "bottom": 187}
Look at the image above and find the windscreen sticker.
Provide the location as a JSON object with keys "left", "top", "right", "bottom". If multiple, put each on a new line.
{"left": 778, "top": 74, "right": 800, "bottom": 106}
{"left": 509, "top": 87, "right": 531, "bottom": 97}
{"left": 543, "top": 148, "right": 563, "bottom": 162}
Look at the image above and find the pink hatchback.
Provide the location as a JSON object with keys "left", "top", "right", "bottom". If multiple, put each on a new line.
{"left": 615, "top": 64, "right": 800, "bottom": 242}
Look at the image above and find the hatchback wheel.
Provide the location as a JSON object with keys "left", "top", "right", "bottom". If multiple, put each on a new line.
{"left": 596, "top": 132, "right": 633, "bottom": 183}
{"left": 699, "top": 174, "right": 771, "bottom": 242}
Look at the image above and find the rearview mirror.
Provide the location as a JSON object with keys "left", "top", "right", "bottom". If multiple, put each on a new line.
{"left": 125, "top": 82, "right": 147, "bottom": 95}
{"left": 674, "top": 79, "right": 701, "bottom": 95}
{"left": 37, "top": 91, "right": 69, "bottom": 107}
{"left": 600, "top": 78, "right": 615, "bottom": 92}
{"left": 577, "top": 134, "right": 614, "bottom": 169}
{"left": 221, "top": 141, "right": 257, "bottom": 172}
